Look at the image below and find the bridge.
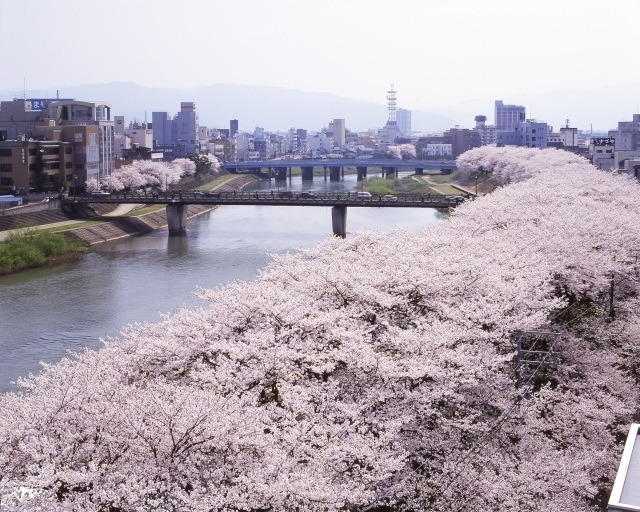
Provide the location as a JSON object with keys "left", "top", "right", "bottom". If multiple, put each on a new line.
{"left": 221, "top": 158, "right": 456, "bottom": 181}
{"left": 63, "top": 190, "right": 465, "bottom": 238}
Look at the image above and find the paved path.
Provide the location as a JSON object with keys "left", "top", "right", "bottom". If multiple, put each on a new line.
{"left": 102, "top": 203, "right": 140, "bottom": 217}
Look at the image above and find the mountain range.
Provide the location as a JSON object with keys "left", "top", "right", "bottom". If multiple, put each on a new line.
{"left": 2, "top": 81, "right": 639, "bottom": 133}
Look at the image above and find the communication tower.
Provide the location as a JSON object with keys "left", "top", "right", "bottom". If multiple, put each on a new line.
{"left": 387, "top": 83, "right": 397, "bottom": 123}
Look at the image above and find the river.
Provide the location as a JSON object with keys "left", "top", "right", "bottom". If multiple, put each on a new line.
{"left": 0, "top": 172, "right": 445, "bottom": 390}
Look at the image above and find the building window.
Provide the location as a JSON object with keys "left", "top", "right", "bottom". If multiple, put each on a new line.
{"left": 0, "top": 163, "right": 12, "bottom": 172}
{"left": 65, "top": 147, "right": 72, "bottom": 154}
{"left": 29, "top": 148, "right": 37, "bottom": 156}
{"left": 0, "top": 149, "right": 12, "bottom": 157}
{"left": 0, "top": 177, "right": 13, "bottom": 185}
{"left": 66, "top": 162, "right": 72, "bottom": 169}
{"left": 65, "top": 174, "right": 73, "bottom": 182}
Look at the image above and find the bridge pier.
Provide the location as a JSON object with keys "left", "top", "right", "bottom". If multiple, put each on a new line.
{"left": 382, "top": 166, "right": 397, "bottom": 179}
{"left": 301, "top": 166, "right": 314, "bottom": 181}
{"left": 324, "top": 166, "right": 328, "bottom": 181}
{"left": 166, "top": 203, "right": 188, "bottom": 235}
{"left": 277, "top": 168, "right": 287, "bottom": 180}
{"left": 331, "top": 205, "right": 347, "bottom": 238}
{"left": 329, "top": 166, "right": 341, "bottom": 182}
{"left": 356, "top": 166, "right": 368, "bottom": 182}
{"left": 415, "top": 167, "right": 424, "bottom": 175}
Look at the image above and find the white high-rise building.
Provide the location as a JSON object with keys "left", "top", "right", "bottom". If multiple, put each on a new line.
{"left": 495, "top": 100, "right": 526, "bottom": 130}
{"left": 332, "top": 118, "right": 346, "bottom": 146}
{"left": 397, "top": 108, "right": 412, "bottom": 136}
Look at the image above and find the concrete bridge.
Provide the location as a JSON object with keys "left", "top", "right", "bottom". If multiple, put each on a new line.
{"left": 62, "top": 190, "right": 465, "bottom": 238}
{"left": 221, "top": 158, "right": 456, "bottom": 182}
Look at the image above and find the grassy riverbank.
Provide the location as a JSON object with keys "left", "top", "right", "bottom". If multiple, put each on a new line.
{"left": 0, "top": 230, "right": 87, "bottom": 275}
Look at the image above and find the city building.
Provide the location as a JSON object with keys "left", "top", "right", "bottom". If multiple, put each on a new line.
{"left": 495, "top": 100, "right": 526, "bottom": 130}
{"left": 151, "top": 102, "right": 199, "bottom": 159}
{"left": 446, "top": 127, "right": 481, "bottom": 157}
{"left": 474, "top": 115, "right": 496, "bottom": 146}
{"left": 309, "top": 131, "right": 333, "bottom": 156}
{"left": 0, "top": 98, "right": 114, "bottom": 184}
{"left": 332, "top": 119, "right": 346, "bottom": 147}
{"left": 424, "top": 143, "right": 453, "bottom": 157}
{"left": 0, "top": 138, "right": 76, "bottom": 194}
{"left": 230, "top": 119, "right": 238, "bottom": 138}
{"left": 560, "top": 120, "right": 578, "bottom": 147}
{"left": 396, "top": 108, "right": 412, "bottom": 136}
{"left": 609, "top": 113, "right": 640, "bottom": 152}
{"left": 496, "top": 122, "right": 548, "bottom": 149}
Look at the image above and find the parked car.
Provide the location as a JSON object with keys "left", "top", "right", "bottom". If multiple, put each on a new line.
{"left": 300, "top": 191, "right": 316, "bottom": 198}
{"left": 280, "top": 191, "right": 295, "bottom": 198}
{"left": 382, "top": 194, "right": 397, "bottom": 201}
{"left": 203, "top": 191, "right": 220, "bottom": 198}
{"left": 90, "top": 191, "right": 110, "bottom": 197}
{"left": 355, "top": 191, "right": 372, "bottom": 198}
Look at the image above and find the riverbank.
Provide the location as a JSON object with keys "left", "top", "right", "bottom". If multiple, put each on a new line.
{"left": 0, "top": 230, "right": 87, "bottom": 275}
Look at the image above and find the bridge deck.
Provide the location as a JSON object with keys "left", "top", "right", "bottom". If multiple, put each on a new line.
{"left": 63, "top": 191, "right": 466, "bottom": 209}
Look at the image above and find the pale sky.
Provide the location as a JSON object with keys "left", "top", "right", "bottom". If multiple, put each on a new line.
{"left": 2, "top": 0, "right": 640, "bottom": 110}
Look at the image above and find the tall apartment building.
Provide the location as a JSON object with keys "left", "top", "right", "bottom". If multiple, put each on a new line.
{"left": 396, "top": 108, "right": 412, "bottom": 136}
{"left": 230, "top": 119, "right": 239, "bottom": 138}
{"left": 332, "top": 119, "right": 346, "bottom": 146}
{"left": 495, "top": 100, "right": 526, "bottom": 130}
{"left": 174, "top": 102, "right": 198, "bottom": 157}
{"left": 151, "top": 102, "right": 199, "bottom": 159}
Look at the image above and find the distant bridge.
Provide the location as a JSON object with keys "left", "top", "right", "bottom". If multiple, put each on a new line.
{"left": 63, "top": 190, "right": 465, "bottom": 238}
{"left": 221, "top": 158, "right": 456, "bottom": 181}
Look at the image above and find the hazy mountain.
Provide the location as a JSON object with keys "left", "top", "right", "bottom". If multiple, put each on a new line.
{"left": 2, "top": 82, "right": 455, "bottom": 133}
{"left": 431, "top": 83, "right": 640, "bottom": 133}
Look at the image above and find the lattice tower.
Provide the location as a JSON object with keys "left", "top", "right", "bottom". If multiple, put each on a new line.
{"left": 387, "top": 83, "right": 397, "bottom": 122}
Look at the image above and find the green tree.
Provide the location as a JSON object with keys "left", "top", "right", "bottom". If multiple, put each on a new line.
{"left": 188, "top": 154, "right": 215, "bottom": 180}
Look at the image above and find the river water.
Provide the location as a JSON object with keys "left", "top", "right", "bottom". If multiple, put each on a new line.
{"left": 0, "top": 172, "right": 445, "bottom": 390}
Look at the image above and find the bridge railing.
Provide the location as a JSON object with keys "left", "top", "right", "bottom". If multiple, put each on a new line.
{"left": 68, "top": 190, "right": 467, "bottom": 205}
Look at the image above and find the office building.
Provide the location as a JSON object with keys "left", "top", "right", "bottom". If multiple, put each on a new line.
{"left": 495, "top": 100, "right": 526, "bottom": 130}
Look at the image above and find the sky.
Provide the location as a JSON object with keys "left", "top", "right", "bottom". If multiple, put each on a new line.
{"left": 2, "top": 0, "right": 640, "bottom": 113}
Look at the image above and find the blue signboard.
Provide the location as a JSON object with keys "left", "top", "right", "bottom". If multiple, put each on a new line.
{"left": 25, "top": 98, "right": 74, "bottom": 110}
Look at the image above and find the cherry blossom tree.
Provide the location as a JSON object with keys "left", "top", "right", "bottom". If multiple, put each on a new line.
{"left": 0, "top": 146, "right": 638, "bottom": 511}
{"left": 387, "top": 144, "right": 417, "bottom": 160}
{"left": 98, "top": 156, "right": 205, "bottom": 193}
{"left": 84, "top": 177, "right": 99, "bottom": 192}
